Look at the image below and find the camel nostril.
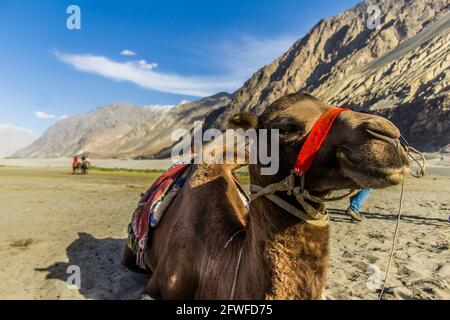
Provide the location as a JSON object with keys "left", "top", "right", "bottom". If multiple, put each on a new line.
{"left": 366, "top": 129, "right": 397, "bottom": 147}
{"left": 363, "top": 119, "right": 400, "bottom": 140}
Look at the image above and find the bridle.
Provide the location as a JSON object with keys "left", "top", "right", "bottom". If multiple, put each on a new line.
{"left": 243, "top": 107, "right": 428, "bottom": 299}
{"left": 249, "top": 107, "right": 353, "bottom": 227}
{"left": 228, "top": 107, "right": 426, "bottom": 299}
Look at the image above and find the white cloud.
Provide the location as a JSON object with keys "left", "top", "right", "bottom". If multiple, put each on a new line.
{"left": 0, "top": 123, "right": 37, "bottom": 137}
{"left": 55, "top": 51, "right": 241, "bottom": 97}
{"left": 59, "top": 115, "right": 69, "bottom": 120}
{"left": 120, "top": 49, "right": 137, "bottom": 56}
{"left": 55, "top": 35, "right": 296, "bottom": 97}
{"left": 34, "top": 111, "right": 56, "bottom": 119}
{"left": 137, "top": 59, "right": 158, "bottom": 70}
{"left": 200, "top": 35, "right": 297, "bottom": 79}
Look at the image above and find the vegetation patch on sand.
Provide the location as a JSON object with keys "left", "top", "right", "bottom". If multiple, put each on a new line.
{"left": 90, "top": 167, "right": 166, "bottom": 178}
{"left": 10, "top": 239, "right": 35, "bottom": 249}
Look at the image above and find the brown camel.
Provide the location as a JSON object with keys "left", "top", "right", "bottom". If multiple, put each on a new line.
{"left": 122, "top": 93, "right": 409, "bottom": 299}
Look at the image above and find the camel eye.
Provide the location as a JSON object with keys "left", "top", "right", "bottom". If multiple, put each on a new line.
{"left": 268, "top": 116, "right": 305, "bottom": 135}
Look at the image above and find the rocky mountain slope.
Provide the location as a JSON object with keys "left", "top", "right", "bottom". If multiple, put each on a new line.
{"left": 112, "top": 0, "right": 450, "bottom": 159}
{"left": 213, "top": 0, "right": 449, "bottom": 151}
{"left": 0, "top": 124, "right": 38, "bottom": 157}
{"left": 14, "top": 0, "right": 449, "bottom": 158}
{"left": 13, "top": 104, "right": 170, "bottom": 158}
{"left": 96, "top": 92, "right": 232, "bottom": 159}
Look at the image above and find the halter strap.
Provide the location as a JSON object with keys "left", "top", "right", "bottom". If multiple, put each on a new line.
{"left": 250, "top": 183, "right": 330, "bottom": 227}
{"left": 250, "top": 107, "right": 352, "bottom": 226}
{"left": 294, "top": 108, "right": 349, "bottom": 175}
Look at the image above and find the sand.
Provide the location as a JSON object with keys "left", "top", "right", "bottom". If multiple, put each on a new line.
{"left": 0, "top": 166, "right": 448, "bottom": 300}
{"left": 0, "top": 158, "right": 174, "bottom": 171}
{"left": 1, "top": 155, "right": 449, "bottom": 176}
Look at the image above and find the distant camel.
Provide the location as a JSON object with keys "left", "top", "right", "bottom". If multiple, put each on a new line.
{"left": 81, "top": 156, "right": 91, "bottom": 175}
{"left": 81, "top": 161, "right": 90, "bottom": 175}
{"left": 122, "top": 93, "right": 409, "bottom": 299}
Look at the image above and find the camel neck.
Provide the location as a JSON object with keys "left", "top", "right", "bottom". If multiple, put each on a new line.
{"left": 245, "top": 168, "right": 329, "bottom": 299}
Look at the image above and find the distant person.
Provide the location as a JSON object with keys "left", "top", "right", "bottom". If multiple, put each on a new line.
{"left": 72, "top": 155, "right": 80, "bottom": 174}
{"left": 345, "top": 188, "right": 372, "bottom": 222}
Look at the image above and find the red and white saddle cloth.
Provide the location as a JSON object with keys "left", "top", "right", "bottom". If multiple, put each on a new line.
{"left": 127, "top": 162, "right": 248, "bottom": 268}
{"left": 127, "top": 162, "right": 191, "bottom": 268}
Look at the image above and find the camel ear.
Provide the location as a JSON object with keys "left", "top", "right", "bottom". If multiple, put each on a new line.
{"left": 228, "top": 112, "right": 259, "bottom": 130}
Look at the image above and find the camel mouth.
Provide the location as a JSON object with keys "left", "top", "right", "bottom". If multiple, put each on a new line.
{"left": 336, "top": 148, "right": 407, "bottom": 187}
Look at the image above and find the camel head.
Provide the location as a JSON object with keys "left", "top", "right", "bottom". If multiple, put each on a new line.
{"left": 229, "top": 93, "right": 409, "bottom": 194}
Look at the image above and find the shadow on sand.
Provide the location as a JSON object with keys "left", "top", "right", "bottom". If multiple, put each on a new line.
{"left": 36, "top": 232, "right": 150, "bottom": 299}
{"left": 329, "top": 209, "right": 448, "bottom": 227}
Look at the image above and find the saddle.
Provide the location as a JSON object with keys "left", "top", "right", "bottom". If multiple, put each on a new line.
{"left": 127, "top": 162, "right": 249, "bottom": 269}
{"left": 127, "top": 163, "right": 191, "bottom": 268}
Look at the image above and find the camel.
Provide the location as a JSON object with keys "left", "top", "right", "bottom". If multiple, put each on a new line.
{"left": 121, "top": 93, "right": 409, "bottom": 299}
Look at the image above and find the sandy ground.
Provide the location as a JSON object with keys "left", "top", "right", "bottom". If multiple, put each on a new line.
{"left": 1, "top": 155, "right": 449, "bottom": 176}
{"left": 0, "top": 158, "right": 174, "bottom": 171}
{"left": 0, "top": 167, "right": 448, "bottom": 300}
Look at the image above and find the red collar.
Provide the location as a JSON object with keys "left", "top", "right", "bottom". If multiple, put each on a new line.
{"left": 293, "top": 107, "right": 349, "bottom": 176}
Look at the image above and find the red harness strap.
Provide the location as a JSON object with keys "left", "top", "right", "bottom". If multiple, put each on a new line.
{"left": 294, "top": 107, "right": 349, "bottom": 176}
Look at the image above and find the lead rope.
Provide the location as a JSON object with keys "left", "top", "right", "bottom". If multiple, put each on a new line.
{"left": 378, "top": 174, "right": 405, "bottom": 300}
{"left": 225, "top": 229, "right": 245, "bottom": 300}
{"left": 378, "top": 144, "right": 426, "bottom": 300}
{"left": 230, "top": 245, "right": 244, "bottom": 300}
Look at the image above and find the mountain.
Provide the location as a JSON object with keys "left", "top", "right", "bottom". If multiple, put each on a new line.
{"left": 13, "top": 0, "right": 449, "bottom": 159}
{"left": 0, "top": 124, "right": 38, "bottom": 157}
{"left": 96, "top": 92, "right": 232, "bottom": 159}
{"left": 114, "top": 0, "right": 449, "bottom": 158}
{"left": 13, "top": 103, "right": 171, "bottom": 158}
{"left": 213, "top": 0, "right": 449, "bottom": 151}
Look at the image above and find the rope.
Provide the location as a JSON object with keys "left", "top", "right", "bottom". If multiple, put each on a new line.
{"left": 303, "top": 188, "right": 358, "bottom": 203}
{"left": 249, "top": 171, "right": 356, "bottom": 226}
{"left": 378, "top": 142, "right": 426, "bottom": 300}
{"left": 406, "top": 146, "right": 426, "bottom": 178}
{"left": 401, "top": 135, "right": 426, "bottom": 178}
{"left": 378, "top": 174, "right": 405, "bottom": 300}
{"left": 224, "top": 229, "right": 245, "bottom": 249}
{"left": 250, "top": 184, "right": 330, "bottom": 227}
{"left": 230, "top": 244, "right": 244, "bottom": 300}
{"left": 224, "top": 229, "right": 245, "bottom": 300}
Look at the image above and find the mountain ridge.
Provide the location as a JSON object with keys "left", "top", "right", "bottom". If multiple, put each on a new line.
{"left": 13, "top": 103, "right": 170, "bottom": 158}
{"left": 210, "top": 0, "right": 449, "bottom": 151}
{"left": 13, "top": 0, "right": 449, "bottom": 158}
{"left": 0, "top": 124, "right": 38, "bottom": 157}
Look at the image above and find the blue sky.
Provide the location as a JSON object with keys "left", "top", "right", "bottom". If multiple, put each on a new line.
{"left": 0, "top": 0, "right": 360, "bottom": 134}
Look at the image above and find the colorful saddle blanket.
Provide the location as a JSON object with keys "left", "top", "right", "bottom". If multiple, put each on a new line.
{"left": 127, "top": 162, "right": 249, "bottom": 269}
{"left": 127, "top": 163, "right": 191, "bottom": 268}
